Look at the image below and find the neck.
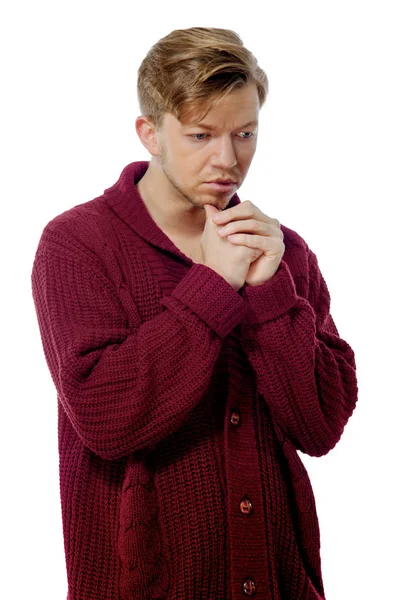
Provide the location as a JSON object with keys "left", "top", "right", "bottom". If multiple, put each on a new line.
{"left": 137, "top": 161, "right": 206, "bottom": 237}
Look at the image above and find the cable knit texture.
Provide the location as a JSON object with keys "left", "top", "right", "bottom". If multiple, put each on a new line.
{"left": 31, "top": 161, "right": 358, "bottom": 600}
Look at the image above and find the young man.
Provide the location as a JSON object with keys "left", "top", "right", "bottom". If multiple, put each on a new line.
{"left": 31, "top": 27, "right": 358, "bottom": 600}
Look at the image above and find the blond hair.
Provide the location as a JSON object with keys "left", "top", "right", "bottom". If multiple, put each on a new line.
{"left": 137, "top": 27, "right": 268, "bottom": 129}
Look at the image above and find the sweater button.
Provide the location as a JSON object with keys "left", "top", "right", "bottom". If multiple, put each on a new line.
{"left": 243, "top": 579, "right": 256, "bottom": 596}
{"left": 230, "top": 411, "right": 240, "bottom": 426}
{"left": 240, "top": 498, "right": 253, "bottom": 515}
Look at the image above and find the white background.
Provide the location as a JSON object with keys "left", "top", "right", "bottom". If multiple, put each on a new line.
{"left": 1, "top": 1, "right": 399, "bottom": 598}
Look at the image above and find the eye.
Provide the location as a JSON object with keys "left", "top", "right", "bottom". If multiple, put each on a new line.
{"left": 191, "top": 133, "right": 209, "bottom": 141}
{"left": 189, "top": 132, "right": 255, "bottom": 141}
{"left": 238, "top": 132, "right": 255, "bottom": 139}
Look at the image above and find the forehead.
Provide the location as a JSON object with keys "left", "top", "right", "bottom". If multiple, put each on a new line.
{"left": 176, "top": 82, "right": 260, "bottom": 130}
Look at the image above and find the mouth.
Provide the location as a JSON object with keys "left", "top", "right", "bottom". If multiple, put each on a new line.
{"left": 207, "top": 178, "right": 236, "bottom": 184}
{"left": 205, "top": 181, "right": 237, "bottom": 193}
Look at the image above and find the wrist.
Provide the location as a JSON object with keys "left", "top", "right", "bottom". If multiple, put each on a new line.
{"left": 241, "top": 261, "right": 299, "bottom": 323}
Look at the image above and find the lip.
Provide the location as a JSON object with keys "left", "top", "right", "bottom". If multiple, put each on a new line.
{"left": 206, "top": 181, "right": 237, "bottom": 193}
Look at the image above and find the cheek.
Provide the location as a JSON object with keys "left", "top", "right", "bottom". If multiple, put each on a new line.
{"left": 176, "top": 153, "right": 206, "bottom": 181}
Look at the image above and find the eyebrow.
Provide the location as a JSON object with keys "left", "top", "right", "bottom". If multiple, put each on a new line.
{"left": 186, "top": 120, "right": 258, "bottom": 130}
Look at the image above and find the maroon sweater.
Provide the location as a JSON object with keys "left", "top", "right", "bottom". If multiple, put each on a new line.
{"left": 31, "top": 161, "right": 358, "bottom": 600}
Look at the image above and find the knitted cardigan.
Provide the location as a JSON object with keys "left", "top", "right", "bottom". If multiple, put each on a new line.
{"left": 31, "top": 161, "right": 358, "bottom": 600}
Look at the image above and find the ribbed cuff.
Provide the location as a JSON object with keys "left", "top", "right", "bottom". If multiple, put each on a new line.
{"left": 161, "top": 263, "right": 247, "bottom": 338}
{"left": 240, "top": 260, "right": 299, "bottom": 324}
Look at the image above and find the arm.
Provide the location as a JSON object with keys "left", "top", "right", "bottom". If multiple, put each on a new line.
{"left": 239, "top": 251, "right": 358, "bottom": 457}
{"left": 31, "top": 225, "right": 246, "bottom": 460}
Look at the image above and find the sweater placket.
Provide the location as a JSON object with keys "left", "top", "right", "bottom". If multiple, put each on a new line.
{"left": 224, "top": 333, "right": 273, "bottom": 600}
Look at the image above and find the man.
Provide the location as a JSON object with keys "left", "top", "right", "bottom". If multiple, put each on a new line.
{"left": 31, "top": 27, "right": 358, "bottom": 600}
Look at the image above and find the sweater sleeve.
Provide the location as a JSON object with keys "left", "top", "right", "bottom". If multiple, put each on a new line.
{"left": 239, "top": 252, "right": 358, "bottom": 457}
{"left": 31, "top": 227, "right": 247, "bottom": 460}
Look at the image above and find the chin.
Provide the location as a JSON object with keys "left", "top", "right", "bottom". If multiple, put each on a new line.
{"left": 201, "top": 190, "right": 233, "bottom": 203}
{"left": 200, "top": 197, "right": 228, "bottom": 209}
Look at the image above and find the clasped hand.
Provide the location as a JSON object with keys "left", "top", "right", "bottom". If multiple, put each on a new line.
{"left": 204, "top": 200, "right": 285, "bottom": 286}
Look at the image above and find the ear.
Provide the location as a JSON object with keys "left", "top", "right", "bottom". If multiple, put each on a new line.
{"left": 135, "top": 116, "right": 161, "bottom": 157}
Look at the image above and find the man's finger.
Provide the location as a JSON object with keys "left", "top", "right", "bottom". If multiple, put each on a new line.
{"left": 212, "top": 201, "right": 276, "bottom": 226}
{"left": 218, "top": 219, "right": 280, "bottom": 238}
{"left": 227, "top": 233, "right": 285, "bottom": 256}
{"left": 204, "top": 204, "right": 221, "bottom": 218}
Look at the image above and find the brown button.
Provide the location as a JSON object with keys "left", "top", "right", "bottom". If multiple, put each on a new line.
{"left": 243, "top": 579, "right": 256, "bottom": 596}
{"left": 240, "top": 498, "right": 253, "bottom": 515}
{"left": 230, "top": 411, "right": 240, "bottom": 426}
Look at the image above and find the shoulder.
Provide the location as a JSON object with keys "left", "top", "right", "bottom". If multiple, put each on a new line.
{"left": 280, "top": 223, "right": 308, "bottom": 249}
{"left": 279, "top": 223, "right": 317, "bottom": 297}
{"left": 36, "top": 195, "right": 118, "bottom": 259}
{"left": 280, "top": 223, "right": 311, "bottom": 263}
{"left": 31, "top": 195, "right": 127, "bottom": 293}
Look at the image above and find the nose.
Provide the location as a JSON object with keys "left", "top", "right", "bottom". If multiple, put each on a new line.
{"left": 210, "top": 135, "right": 238, "bottom": 169}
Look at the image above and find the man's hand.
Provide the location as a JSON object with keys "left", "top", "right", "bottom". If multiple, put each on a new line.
{"left": 201, "top": 204, "right": 264, "bottom": 291}
{"left": 211, "top": 200, "right": 285, "bottom": 286}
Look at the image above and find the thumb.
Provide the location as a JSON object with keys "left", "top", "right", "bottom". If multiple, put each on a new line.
{"left": 203, "top": 203, "right": 221, "bottom": 219}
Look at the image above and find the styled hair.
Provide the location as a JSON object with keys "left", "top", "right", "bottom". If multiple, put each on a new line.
{"left": 137, "top": 27, "right": 268, "bottom": 129}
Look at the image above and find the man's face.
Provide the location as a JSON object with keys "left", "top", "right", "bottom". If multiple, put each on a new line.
{"left": 154, "top": 82, "right": 260, "bottom": 210}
